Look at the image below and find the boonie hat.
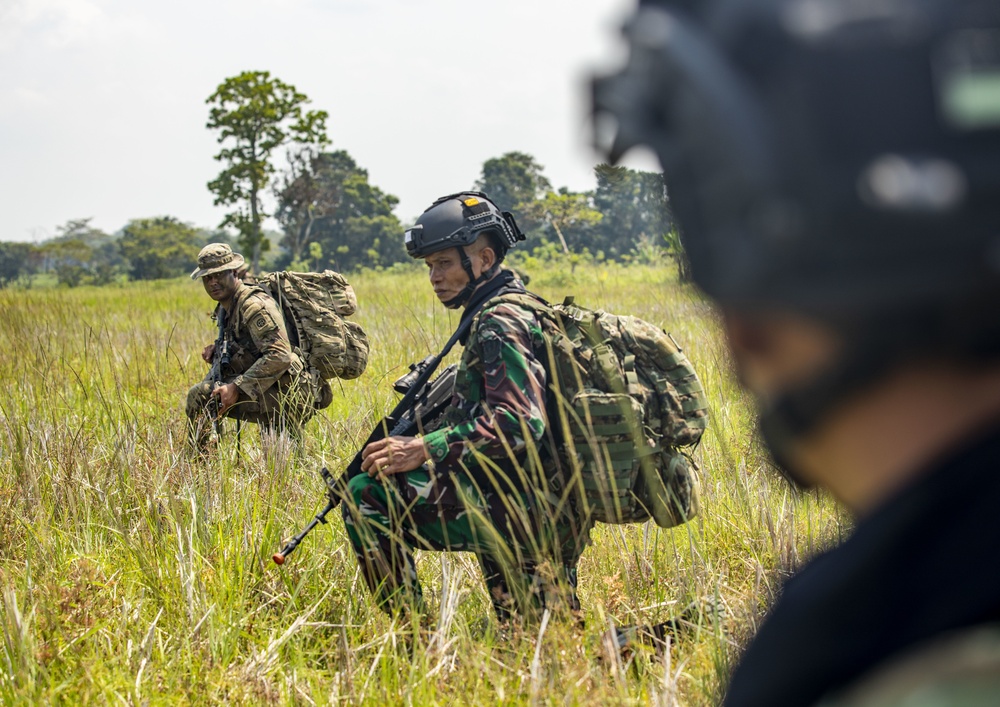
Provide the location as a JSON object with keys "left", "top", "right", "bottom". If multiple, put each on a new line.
{"left": 190, "top": 243, "right": 246, "bottom": 280}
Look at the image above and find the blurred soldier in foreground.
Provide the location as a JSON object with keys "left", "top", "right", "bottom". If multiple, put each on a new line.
{"left": 594, "top": 0, "right": 1000, "bottom": 704}
{"left": 186, "top": 243, "right": 318, "bottom": 449}
{"left": 343, "top": 192, "right": 593, "bottom": 623}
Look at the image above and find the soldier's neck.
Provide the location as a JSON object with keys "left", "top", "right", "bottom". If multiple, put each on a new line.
{"left": 219, "top": 280, "right": 245, "bottom": 315}
{"left": 787, "top": 362, "right": 1000, "bottom": 517}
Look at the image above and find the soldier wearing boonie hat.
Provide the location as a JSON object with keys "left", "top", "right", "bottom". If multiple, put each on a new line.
{"left": 190, "top": 243, "right": 245, "bottom": 280}
{"left": 185, "top": 243, "right": 319, "bottom": 449}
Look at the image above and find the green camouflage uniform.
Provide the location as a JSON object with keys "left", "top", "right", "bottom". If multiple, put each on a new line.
{"left": 186, "top": 280, "right": 317, "bottom": 443}
{"left": 343, "top": 294, "right": 593, "bottom": 621}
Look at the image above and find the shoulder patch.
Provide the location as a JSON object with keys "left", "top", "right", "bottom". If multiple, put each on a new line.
{"left": 481, "top": 333, "right": 503, "bottom": 364}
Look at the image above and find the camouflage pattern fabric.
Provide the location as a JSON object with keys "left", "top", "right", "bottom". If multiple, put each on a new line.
{"left": 186, "top": 280, "right": 319, "bottom": 443}
{"left": 343, "top": 468, "right": 588, "bottom": 620}
{"left": 343, "top": 295, "right": 593, "bottom": 619}
{"left": 261, "top": 270, "right": 370, "bottom": 381}
{"left": 421, "top": 300, "right": 550, "bottom": 472}
{"left": 472, "top": 292, "right": 706, "bottom": 528}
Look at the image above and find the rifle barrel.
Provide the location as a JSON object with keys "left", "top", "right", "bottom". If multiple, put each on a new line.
{"left": 272, "top": 499, "right": 337, "bottom": 564}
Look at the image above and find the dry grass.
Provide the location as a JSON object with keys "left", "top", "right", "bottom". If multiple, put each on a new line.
{"left": 0, "top": 262, "right": 848, "bottom": 704}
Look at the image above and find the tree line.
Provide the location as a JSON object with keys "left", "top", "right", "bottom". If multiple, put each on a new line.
{"left": 0, "top": 217, "right": 231, "bottom": 288}
{"left": 0, "top": 71, "right": 681, "bottom": 288}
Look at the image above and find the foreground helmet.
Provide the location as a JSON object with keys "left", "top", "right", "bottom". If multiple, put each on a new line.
{"left": 593, "top": 0, "right": 1000, "bottom": 446}
{"left": 405, "top": 191, "right": 525, "bottom": 307}
{"left": 594, "top": 0, "right": 1000, "bottom": 321}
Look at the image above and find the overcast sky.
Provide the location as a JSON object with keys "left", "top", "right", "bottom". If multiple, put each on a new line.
{"left": 0, "top": 0, "right": 659, "bottom": 243}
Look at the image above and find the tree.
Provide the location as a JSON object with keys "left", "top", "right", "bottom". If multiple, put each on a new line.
{"left": 593, "top": 164, "right": 673, "bottom": 259}
{"left": 0, "top": 242, "right": 39, "bottom": 287}
{"left": 308, "top": 241, "right": 323, "bottom": 271}
{"left": 43, "top": 238, "right": 93, "bottom": 287}
{"left": 42, "top": 218, "right": 123, "bottom": 286}
{"left": 520, "top": 189, "right": 603, "bottom": 254}
{"left": 119, "top": 217, "right": 202, "bottom": 280}
{"left": 274, "top": 149, "right": 349, "bottom": 264}
{"left": 206, "top": 71, "right": 328, "bottom": 272}
{"left": 474, "top": 151, "right": 552, "bottom": 214}
{"left": 274, "top": 149, "right": 404, "bottom": 271}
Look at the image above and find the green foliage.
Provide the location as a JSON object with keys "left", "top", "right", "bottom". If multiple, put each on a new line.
{"left": 472, "top": 154, "right": 680, "bottom": 267}
{"left": 119, "top": 216, "right": 202, "bottom": 280}
{"left": 592, "top": 164, "right": 673, "bottom": 260}
{"left": 274, "top": 150, "right": 404, "bottom": 271}
{"left": 308, "top": 241, "right": 322, "bottom": 270}
{"left": 0, "top": 242, "right": 40, "bottom": 287}
{"left": 474, "top": 151, "right": 552, "bottom": 214}
{"left": 40, "top": 219, "right": 125, "bottom": 287}
{"left": 206, "top": 71, "right": 329, "bottom": 272}
{"left": 520, "top": 188, "right": 603, "bottom": 254}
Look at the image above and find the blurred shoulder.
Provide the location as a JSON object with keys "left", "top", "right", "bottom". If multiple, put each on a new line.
{"left": 818, "top": 625, "right": 1000, "bottom": 707}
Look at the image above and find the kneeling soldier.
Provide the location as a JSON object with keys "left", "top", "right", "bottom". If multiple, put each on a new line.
{"left": 186, "top": 243, "right": 317, "bottom": 449}
{"left": 343, "top": 192, "right": 593, "bottom": 622}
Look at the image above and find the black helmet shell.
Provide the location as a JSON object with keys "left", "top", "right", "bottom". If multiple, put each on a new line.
{"left": 593, "top": 0, "right": 1000, "bottom": 320}
{"left": 405, "top": 191, "right": 525, "bottom": 261}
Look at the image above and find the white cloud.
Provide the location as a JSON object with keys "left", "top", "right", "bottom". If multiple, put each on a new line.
{"left": 0, "top": 0, "right": 646, "bottom": 242}
{"left": 0, "top": 85, "right": 46, "bottom": 114}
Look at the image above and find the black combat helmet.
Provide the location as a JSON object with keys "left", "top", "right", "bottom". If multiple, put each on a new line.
{"left": 594, "top": 0, "right": 1000, "bottom": 318}
{"left": 593, "top": 0, "right": 1000, "bottom": 442}
{"left": 405, "top": 191, "right": 525, "bottom": 308}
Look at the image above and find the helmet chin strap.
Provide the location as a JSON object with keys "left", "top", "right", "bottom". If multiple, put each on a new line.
{"left": 441, "top": 245, "right": 500, "bottom": 309}
{"left": 757, "top": 336, "right": 897, "bottom": 491}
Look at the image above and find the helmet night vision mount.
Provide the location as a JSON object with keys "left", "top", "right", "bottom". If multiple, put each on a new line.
{"left": 592, "top": 0, "right": 1000, "bottom": 319}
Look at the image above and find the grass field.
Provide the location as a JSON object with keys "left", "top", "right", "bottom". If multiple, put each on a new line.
{"left": 0, "top": 263, "right": 848, "bottom": 705}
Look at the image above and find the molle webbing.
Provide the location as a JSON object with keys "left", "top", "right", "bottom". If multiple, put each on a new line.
{"left": 470, "top": 292, "right": 708, "bottom": 528}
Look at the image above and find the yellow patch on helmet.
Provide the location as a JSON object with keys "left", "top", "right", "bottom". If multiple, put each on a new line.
{"left": 463, "top": 197, "right": 480, "bottom": 207}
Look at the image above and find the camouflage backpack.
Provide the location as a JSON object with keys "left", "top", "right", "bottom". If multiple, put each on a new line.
{"left": 477, "top": 293, "right": 708, "bottom": 528}
{"left": 260, "top": 270, "right": 370, "bottom": 381}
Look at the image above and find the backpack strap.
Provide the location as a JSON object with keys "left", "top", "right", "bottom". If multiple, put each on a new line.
{"left": 230, "top": 282, "right": 272, "bottom": 334}
{"left": 469, "top": 291, "right": 556, "bottom": 336}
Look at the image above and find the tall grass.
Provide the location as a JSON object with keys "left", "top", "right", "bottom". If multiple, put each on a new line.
{"left": 0, "top": 264, "right": 847, "bottom": 704}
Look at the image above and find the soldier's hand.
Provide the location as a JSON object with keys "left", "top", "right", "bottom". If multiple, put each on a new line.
{"left": 361, "top": 436, "right": 428, "bottom": 478}
{"left": 212, "top": 382, "right": 238, "bottom": 416}
{"left": 202, "top": 343, "right": 216, "bottom": 363}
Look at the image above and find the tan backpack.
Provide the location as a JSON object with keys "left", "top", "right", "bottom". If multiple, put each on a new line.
{"left": 261, "top": 270, "right": 370, "bottom": 381}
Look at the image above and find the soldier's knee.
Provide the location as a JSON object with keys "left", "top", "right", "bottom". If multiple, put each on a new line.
{"left": 185, "top": 383, "right": 211, "bottom": 419}
{"left": 345, "top": 474, "right": 376, "bottom": 510}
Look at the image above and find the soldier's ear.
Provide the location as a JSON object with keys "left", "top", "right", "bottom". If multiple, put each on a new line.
{"left": 479, "top": 245, "right": 497, "bottom": 273}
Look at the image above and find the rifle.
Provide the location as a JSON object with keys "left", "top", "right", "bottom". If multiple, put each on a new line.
{"left": 205, "top": 307, "right": 230, "bottom": 440}
{"left": 273, "top": 318, "right": 479, "bottom": 564}
{"left": 272, "top": 271, "right": 521, "bottom": 565}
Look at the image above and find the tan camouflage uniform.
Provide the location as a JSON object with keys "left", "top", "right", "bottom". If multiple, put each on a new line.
{"left": 187, "top": 264, "right": 317, "bottom": 445}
